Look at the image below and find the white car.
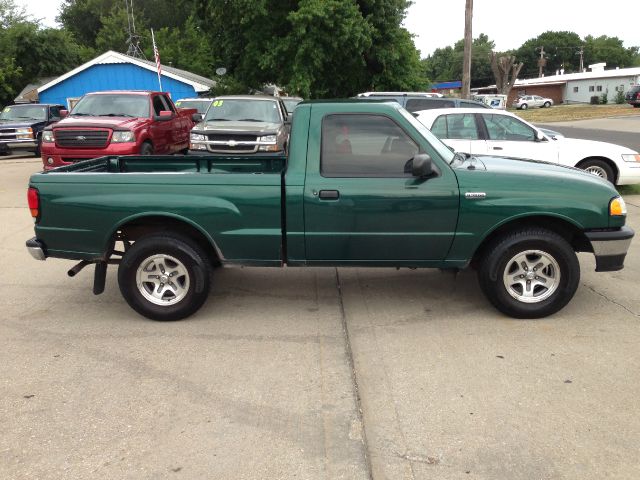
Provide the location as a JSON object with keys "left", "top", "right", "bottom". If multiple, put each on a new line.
{"left": 414, "top": 108, "right": 640, "bottom": 185}
{"left": 513, "top": 95, "right": 553, "bottom": 109}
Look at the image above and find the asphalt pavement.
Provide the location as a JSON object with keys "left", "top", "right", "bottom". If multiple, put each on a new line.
{"left": 2, "top": 141, "right": 640, "bottom": 479}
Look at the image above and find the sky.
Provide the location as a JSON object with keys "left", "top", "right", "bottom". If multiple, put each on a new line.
{"left": 19, "top": 0, "right": 640, "bottom": 58}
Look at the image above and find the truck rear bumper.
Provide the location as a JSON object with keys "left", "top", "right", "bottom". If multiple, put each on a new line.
{"left": 26, "top": 237, "right": 47, "bottom": 260}
{"left": 585, "top": 226, "right": 634, "bottom": 271}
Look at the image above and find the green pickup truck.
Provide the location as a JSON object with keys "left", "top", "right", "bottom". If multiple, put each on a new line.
{"left": 26, "top": 100, "right": 633, "bottom": 321}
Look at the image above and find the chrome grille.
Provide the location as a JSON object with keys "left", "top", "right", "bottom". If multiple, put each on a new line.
{"left": 55, "top": 129, "right": 110, "bottom": 148}
{"left": 0, "top": 129, "right": 17, "bottom": 140}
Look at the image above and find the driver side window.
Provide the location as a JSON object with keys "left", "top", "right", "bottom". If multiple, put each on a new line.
{"left": 482, "top": 114, "right": 535, "bottom": 141}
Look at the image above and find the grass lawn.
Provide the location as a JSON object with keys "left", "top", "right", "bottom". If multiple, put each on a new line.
{"left": 513, "top": 104, "right": 640, "bottom": 123}
{"left": 618, "top": 184, "right": 640, "bottom": 196}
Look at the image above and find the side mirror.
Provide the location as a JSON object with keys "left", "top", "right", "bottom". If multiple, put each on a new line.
{"left": 411, "top": 154, "right": 433, "bottom": 178}
{"left": 60, "top": 110, "right": 68, "bottom": 118}
{"left": 535, "top": 131, "right": 547, "bottom": 142}
{"left": 192, "top": 113, "right": 203, "bottom": 122}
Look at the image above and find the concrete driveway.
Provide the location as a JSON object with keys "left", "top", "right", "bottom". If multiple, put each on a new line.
{"left": 1, "top": 158, "right": 639, "bottom": 480}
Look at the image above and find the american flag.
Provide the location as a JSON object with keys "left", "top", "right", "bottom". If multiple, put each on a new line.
{"left": 151, "top": 29, "right": 163, "bottom": 91}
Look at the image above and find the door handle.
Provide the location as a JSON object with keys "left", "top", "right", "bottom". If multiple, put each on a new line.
{"left": 319, "top": 190, "right": 340, "bottom": 200}
{"left": 493, "top": 146, "right": 503, "bottom": 150}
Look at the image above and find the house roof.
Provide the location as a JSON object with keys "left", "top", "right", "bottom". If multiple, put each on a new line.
{"left": 475, "top": 66, "right": 640, "bottom": 91}
{"left": 14, "top": 77, "right": 57, "bottom": 102}
{"left": 37, "top": 51, "right": 215, "bottom": 94}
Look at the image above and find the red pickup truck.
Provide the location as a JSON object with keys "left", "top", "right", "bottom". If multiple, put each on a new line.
{"left": 40, "top": 91, "right": 197, "bottom": 169}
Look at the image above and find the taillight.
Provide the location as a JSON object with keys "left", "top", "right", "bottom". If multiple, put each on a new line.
{"left": 28, "top": 187, "right": 39, "bottom": 220}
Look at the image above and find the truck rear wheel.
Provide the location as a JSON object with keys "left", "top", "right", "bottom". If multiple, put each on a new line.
{"left": 478, "top": 228, "right": 580, "bottom": 318}
{"left": 118, "top": 233, "right": 210, "bottom": 320}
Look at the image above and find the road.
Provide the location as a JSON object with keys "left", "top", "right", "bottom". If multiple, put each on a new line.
{"left": 2, "top": 144, "right": 640, "bottom": 479}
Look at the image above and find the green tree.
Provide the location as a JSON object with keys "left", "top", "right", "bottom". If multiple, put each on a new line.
{"left": 583, "top": 35, "right": 639, "bottom": 69}
{"left": 514, "top": 31, "right": 582, "bottom": 78}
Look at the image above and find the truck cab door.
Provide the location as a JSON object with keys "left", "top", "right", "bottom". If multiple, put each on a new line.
{"left": 303, "top": 112, "right": 459, "bottom": 264}
{"left": 150, "top": 95, "right": 171, "bottom": 153}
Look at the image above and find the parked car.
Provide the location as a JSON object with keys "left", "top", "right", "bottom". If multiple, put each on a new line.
{"left": 190, "top": 95, "right": 290, "bottom": 154}
{"left": 357, "top": 92, "right": 489, "bottom": 113}
{"left": 27, "top": 101, "right": 633, "bottom": 321}
{"left": 0, "top": 103, "right": 65, "bottom": 156}
{"left": 513, "top": 95, "right": 554, "bottom": 110}
{"left": 40, "top": 91, "right": 198, "bottom": 169}
{"left": 625, "top": 85, "right": 640, "bottom": 107}
{"left": 415, "top": 108, "right": 640, "bottom": 185}
{"left": 175, "top": 98, "right": 214, "bottom": 114}
{"left": 280, "top": 96, "right": 304, "bottom": 115}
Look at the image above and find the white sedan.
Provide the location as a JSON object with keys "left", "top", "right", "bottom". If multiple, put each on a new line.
{"left": 513, "top": 95, "right": 553, "bottom": 109}
{"left": 414, "top": 108, "right": 640, "bottom": 185}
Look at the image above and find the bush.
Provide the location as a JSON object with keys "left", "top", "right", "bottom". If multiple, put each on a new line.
{"left": 590, "top": 95, "right": 600, "bottom": 105}
{"left": 601, "top": 92, "right": 608, "bottom": 104}
{"left": 615, "top": 90, "right": 626, "bottom": 104}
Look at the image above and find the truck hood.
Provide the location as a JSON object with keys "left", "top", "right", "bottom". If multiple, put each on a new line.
{"left": 52, "top": 116, "right": 146, "bottom": 130}
{"left": 198, "top": 120, "right": 281, "bottom": 134}
{"left": 0, "top": 120, "right": 46, "bottom": 129}
{"left": 455, "top": 154, "right": 614, "bottom": 188}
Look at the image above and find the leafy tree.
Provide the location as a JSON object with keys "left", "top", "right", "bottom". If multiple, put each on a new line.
{"left": 583, "top": 35, "right": 639, "bottom": 69}
{"left": 422, "top": 34, "right": 494, "bottom": 89}
{"left": 514, "top": 31, "right": 582, "bottom": 78}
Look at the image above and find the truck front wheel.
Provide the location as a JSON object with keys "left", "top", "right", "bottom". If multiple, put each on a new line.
{"left": 140, "top": 141, "right": 154, "bottom": 155}
{"left": 118, "top": 233, "right": 211, "bottom": 320}
{"left": 478, "top": 229, "right": 580, "bottom": 318}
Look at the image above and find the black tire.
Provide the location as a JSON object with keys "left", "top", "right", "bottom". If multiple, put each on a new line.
{"left": 140, "top": 141, "right": 154, "bottom": 155}
{"left": 478, "top": 228, "right": 580, "bottom": 319}
{"left": 520, "top": 103, "right": 528, "bottom": 110}
{"left": 579, "top": 159, "right": 615, "bottom": 184}
{"left": 633, "top": 104, "right": 640, "bottom": 108}
{"left": 34, "top": 135, "right": 41, "bottom": 157}
{"left": 118, "top": 233, "right": 211, "bottom": 321}
{"left": 543, "top": 101, "right": 551, "bottom": 108}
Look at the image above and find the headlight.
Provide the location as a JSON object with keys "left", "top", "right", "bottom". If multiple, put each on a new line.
{"left": 609, "top": 196, "right": 627, "bottom": 216}
{"left": 621, "top": 154, "right": 640, "bottom": 163}
{"left": 111, "top": 131, "right": 135, "bottom": 143}
{"left": 16, "top": 127, "right": 34, "bottom": 139}
{"left": 259, "top": 135, "right": 277, "bottom": 143}
{"left": 42, "top": 130, "right": 54, "bottom": 142}
{"left": 190, "top": 133, "right": 206, "bottom": 141}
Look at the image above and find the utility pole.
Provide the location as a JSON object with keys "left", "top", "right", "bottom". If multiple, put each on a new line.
{"left": 577, "top": 45, "right": 584, "bottom": 72}
{"left": 461, "top": 0, "right": 473, "bottom": 99}
{"left": 537, "top": 46, "right": 546, "bottom": 77}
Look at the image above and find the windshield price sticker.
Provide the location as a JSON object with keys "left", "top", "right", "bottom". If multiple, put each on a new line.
{"left": 3, "top": 107, "right": 10, "bottom": 113}
{"left": 212, "top": 100, "right": 224, "bottom": 107}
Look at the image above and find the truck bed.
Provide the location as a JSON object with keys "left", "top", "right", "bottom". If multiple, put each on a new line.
{"left": 46, "top": 154, "right": 287, "bottom": 175}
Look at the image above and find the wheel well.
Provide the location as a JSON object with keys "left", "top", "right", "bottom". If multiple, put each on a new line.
{"left": 576, "top": 156, "right": 618, "bottom": 184}
{"left": 471, "top": 216, "right": 591, "bottom": 266}
{"left": 115, "top": 216, "right": 221, "bottom": 264}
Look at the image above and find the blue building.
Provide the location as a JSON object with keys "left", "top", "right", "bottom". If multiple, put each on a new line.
{"left": 37, "top": 51, "right": 215, "bottom": 109}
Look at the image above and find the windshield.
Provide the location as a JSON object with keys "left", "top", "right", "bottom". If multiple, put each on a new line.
{"left": 0, "top": 105, "right": 47, "bottom": 121}
{"left": 204, "top": 99, "right": 281, "bottom": 123}
{"left": 175, "top": 99, "right": 212, "bottom": 114}
{"left": 397, "top": 108, "right": 455, "bottom": 164}
{"left": 71, "top": 94, "right": 149, "bottom": 117}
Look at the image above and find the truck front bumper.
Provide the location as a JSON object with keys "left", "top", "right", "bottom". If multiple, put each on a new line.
{"left": 585, "top": 226, "right": 634, "bottom": 272}
{"left": 26, "top": 237, "right": 47, "bottom": 261}
{"left": 41, "top": 143, "right": 139, "bottom": 169}
{"left": 0, "top": 139, "right": 37, "bottom": 150}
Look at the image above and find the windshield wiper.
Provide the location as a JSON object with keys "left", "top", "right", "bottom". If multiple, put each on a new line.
{"left": 103, "top": 113, "right": 135, "bottom": 117}
{"left": 206, "top": 118, "right": 229, "bottom": 121}
{"left": 237, "top": 118, "right": 262, "bottom": 122}
{"left": 71, "top": 113, "right": 88, "bottom": 116}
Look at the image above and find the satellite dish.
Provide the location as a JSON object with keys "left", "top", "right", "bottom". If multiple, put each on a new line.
{"left": 216, "top": 67, "right": 227, "bottom": 76}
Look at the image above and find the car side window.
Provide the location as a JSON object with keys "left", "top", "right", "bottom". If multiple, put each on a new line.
{"left": 321, "top": 114, "right": 419, "bottom": 177}
{"left": 49, "top": 106, "right": 61, "bottom": 119}
{"left": 152, "top": 96, "right": 167, "bottom": 116}
{"left": 431, "top": 113, "right": 479, "bottom": 140}
{"left": 482, "top": 114, "right": 536, "bottom": 141}
{"left": 162, "top": 94, "right": 176, "bottom": 113}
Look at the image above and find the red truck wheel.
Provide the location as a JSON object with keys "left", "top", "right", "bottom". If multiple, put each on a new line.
{"left": 478, "top": 228, "right": 580, "bottom": 319}
{"left": 140, "top": 142, "right": 154, "bottom": 155}
{"left": 118, "top": 232, "right": 211, "bottom": 320}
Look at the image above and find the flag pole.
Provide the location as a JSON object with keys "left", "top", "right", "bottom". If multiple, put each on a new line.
{"left": 151, "top": 28, "right": 163, "bottom": 92}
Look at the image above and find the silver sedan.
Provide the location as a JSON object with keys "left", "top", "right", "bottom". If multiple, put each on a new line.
{"left": 513, "top": 95, "right": 554, "bottom": 109}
